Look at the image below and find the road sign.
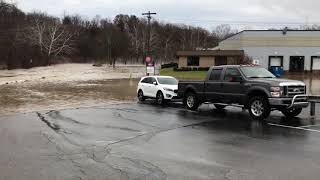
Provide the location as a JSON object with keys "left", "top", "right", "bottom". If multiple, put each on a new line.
{"left": 145, "top": 57, "right": 152, "bottom": 63}
{"left": 147, "top": 66, "right": 155, "bottom": 74}
{"left": 146, "top": 62, "right": 155, "bottom": 75}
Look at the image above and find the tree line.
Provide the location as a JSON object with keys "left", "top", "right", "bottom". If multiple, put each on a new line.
{"left": 0, "top": 1, "right": 239, "bottom": 69}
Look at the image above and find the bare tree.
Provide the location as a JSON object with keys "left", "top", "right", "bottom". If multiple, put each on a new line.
{"left": 213, "top": 24, "right": 236, "bottom": 41}
{"left": 1, "top": 2, "right": 220, "bottom": 69}
{"left": 24, "top": 14, "right": 76, "bottom": 65}
{"left": 43, "top": 21, "right": 75, "bottom": 59}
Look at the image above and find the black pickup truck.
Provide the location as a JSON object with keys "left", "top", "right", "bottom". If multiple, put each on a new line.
{"left": 178, "top": 65, "right": 309, "bottom": 120}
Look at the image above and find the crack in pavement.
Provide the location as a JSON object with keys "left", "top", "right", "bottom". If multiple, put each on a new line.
{"left": 113, "top": 112, "right": 159, "bottom": 129}
{"left": 45, "top": 110, "right": 143, "bottom": 133}
{"left": 37, "top": 112, "right": 82, "bottom": 147}
{"left": 124, "top": 157, "right": 167, "bottom": 179}
{"left": 104, "top": 125, "right": 142, "bottom": 133}
{"left": 35, "top": 108, "right": 215, "bottom": 180}
{"left": 105, "top": 120, "right": 215, "bottom": 148}
{"left": 37, "top": 112, "right": 61, "bottom": 131}
{"left": 47, "top": 110, "right": 87, "bottom": 125}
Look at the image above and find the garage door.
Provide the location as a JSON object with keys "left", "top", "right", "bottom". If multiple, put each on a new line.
{"left": 312, "top": 57, "right": 320, "bottom": 70}
{"left": 269, "top": 57, "right": 282, "bottom": 67}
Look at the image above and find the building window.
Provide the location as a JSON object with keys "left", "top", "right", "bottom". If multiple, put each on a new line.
{"left": 215, "top": 56, "right": 227, "bottom": 66}
{"left": 268, "top": 56, "right": 283, "bottom": 69}
{"left": 311, "top": 56, "right": 320, "bottom": 71}
{"left": 187, "top": 56, "right": 199, "bottom": 66}
{"left": 289, "top": 56, "right": 304, "bottom": 72}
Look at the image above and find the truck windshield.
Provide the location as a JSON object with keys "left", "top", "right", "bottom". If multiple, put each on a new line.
{"left": 157, "top": 77, "right": 178, "bottom": 85}
{"left": 240, "top": 67, "right": 276, "bottom": 78}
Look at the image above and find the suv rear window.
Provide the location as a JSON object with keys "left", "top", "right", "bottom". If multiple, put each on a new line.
{"left": 209, "top": 69, "right": 222, "bottom": 81}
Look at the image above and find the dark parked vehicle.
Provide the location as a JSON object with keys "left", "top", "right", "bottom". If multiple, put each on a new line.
{"left": 178, "top": 65, "right": 309, "bottom": 120}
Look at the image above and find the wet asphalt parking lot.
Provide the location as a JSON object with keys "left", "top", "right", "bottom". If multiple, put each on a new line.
{"left": 1, "top": 100, "right": 320, "bottom": 180}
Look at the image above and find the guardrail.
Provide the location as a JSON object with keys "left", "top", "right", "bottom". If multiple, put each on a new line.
{"left": 308, "top": 95, "right": 320, "bottom": 117}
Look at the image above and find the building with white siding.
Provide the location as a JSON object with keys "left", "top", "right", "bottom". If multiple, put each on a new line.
{"left": 216, "top": 30, "right": 320, "bottom": 72}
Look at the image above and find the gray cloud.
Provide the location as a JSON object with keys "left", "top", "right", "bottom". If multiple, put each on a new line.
{"left": 15, "top": 0, "right": 320, "bottom": 30}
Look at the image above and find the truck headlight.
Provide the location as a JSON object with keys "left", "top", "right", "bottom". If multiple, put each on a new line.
{"left": 271, "top": 92, "right": 281, "bottom": 97}
{"left": 270, "top": 86, "right": 282, "bottom": 97}
{"left": 163, "top": 88, "right": 173, "bottom": 92}
{"left": 270, "top": 86, "right": 281, "bottom": 92}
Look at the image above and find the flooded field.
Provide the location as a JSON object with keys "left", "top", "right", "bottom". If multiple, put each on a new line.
{"left": 0, "top": 79, "right": 139, "bottom": 115}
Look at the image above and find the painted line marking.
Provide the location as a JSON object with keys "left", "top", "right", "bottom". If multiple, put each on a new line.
{"left": 299, "top": 124, "right": 320, "bottom": 128}
{"left": 268, "top": 123, "right": 320, "bottom": 133}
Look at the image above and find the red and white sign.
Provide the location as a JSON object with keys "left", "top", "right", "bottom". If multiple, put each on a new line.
{"left": 145, "top": 56, "right": 152, "bottom": 63}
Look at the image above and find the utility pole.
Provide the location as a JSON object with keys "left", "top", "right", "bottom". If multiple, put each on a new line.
{"left": 142, "top": 11, "right": 156, "bottom": 56}
{"left": 142, "top": 11, "right": 156, "bottom": 76}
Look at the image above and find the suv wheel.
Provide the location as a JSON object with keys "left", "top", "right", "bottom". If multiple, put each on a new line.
{"left": 184, "top": 92, "right": 199, "bottom": 110}
{"left": 248, "top": 96, "right": 271, "bottom": 120}
{"left": 281, "top": 108, "right": 302, "bottom": 118}
{"left": 156, "top": 91, "right": 165, "bottom": 105}
{"left": 138, "top": 90, "right": 145, "bottom": 102}
{"left": 214, "top": 104, "right": 226, "bottom": 110}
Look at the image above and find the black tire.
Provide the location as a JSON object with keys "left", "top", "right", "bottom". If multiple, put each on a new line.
{"left": 248, "top": 96, "right": 271, "bottom": 121}
{"left": 184, "top": 92, "right": 199, "bottom": 110}
{"left": 137, "top": 90, "right": 145, "bottom": 102}
{"left": 214, "top": 104, "right": 226, "bottom": 110}
{"left": 281, "top": 108, "right": 302, "bottom": 118}
{"left": 156, "top": 91, "right": 165, "bottom": 105}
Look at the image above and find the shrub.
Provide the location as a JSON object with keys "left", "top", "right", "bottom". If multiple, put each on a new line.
{"left": 198, "top": 67, "right": 210, "bottom": 71}
{"left": 161, "top": 62, "right": 178, "bottom": 69}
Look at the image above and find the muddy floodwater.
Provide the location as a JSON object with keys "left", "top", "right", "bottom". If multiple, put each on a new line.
{"left": 0, "top": 79, "right": 139, "bottom": 114}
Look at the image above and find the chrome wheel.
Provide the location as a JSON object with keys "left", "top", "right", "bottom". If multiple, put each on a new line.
{"left": 251, "top": 100, "right": 264, "bottom": 117}
{"left": 187, "top": 96, "right": 195, "bottom": 108}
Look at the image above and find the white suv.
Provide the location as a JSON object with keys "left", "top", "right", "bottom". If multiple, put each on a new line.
{"left": 137, "top": 76, "right": 179, "bottom": 105}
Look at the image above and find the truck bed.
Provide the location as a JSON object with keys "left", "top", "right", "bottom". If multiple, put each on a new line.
{"left": 178, "top": 80, "right": 205, "bottom": 98}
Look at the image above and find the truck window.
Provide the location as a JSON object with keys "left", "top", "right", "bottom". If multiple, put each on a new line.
{"left": 209, "top": 69, "right": 222, "bottom": 81}
{"left": 224, "top": 68, "right": 241, "bottom": 81}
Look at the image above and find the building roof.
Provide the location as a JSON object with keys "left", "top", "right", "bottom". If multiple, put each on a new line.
{"left": 221, "top": 29, "right": 320, "bottom": 42}
{"left": 176, "top": 50, "right": 244, "bottom": 57}
{"left": 217, "top": 29, "right": 320, "bottom": 49}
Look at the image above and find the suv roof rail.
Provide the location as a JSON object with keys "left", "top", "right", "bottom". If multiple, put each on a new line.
{"left": 240, "top": 64, "right": 260, "bottom": 67}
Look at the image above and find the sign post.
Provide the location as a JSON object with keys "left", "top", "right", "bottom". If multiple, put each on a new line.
{"left": 145, "top": 56, "right": 155, "bottom": 76}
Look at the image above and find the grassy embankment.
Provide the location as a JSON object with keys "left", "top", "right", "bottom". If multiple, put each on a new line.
{"left": 160, "top": 68, "right": 207, "bottom": 80}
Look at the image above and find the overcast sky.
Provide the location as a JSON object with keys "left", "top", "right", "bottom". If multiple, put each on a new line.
{"left": 14, "top": 0, "right": 320, "bottom": 30}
